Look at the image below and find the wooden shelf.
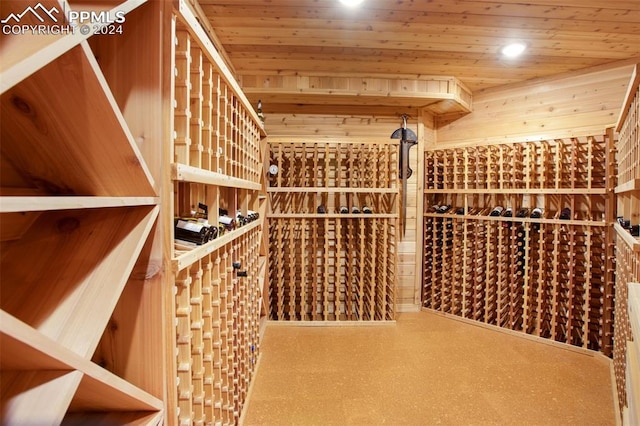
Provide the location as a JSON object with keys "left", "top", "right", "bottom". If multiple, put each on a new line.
{"left": 269, "top": 213, "right": 398, "bottom": 219}
{"left": 423, "top": 213, "right": 607, "bottom": 227}
{"left": 614, "top": 222, "right": 640, "bottom": 252}
{"left": 172, "top": 163, "right": 260, "bottom": 190}
{"left": 614, "top": 179, "right": 640, "bottom": 194}
{"left": 172, "top": 219, "right": 262, "bottom": 271}
{"left": 268, "top": 187, "right": 397, "bottom": 193}
{"left": 424, "top": 188, "right": 607, "bottom": 195}
{"left": 0, "top": 196, "right": 158, "bottom": 213}
{"left": 1, "top": 42, "right": 155, "bottom": 197}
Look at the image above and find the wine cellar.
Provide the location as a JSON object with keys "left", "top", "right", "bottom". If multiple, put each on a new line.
{"left": 1, "top": 0, "right": 640, "bottom": 424}
{"left": 267, "top": 139, "right": 398, "bottom": 321}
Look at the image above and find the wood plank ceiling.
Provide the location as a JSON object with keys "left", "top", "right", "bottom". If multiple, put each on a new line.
{"left": 197, "top": 0, "right": 640, "bottom": 117}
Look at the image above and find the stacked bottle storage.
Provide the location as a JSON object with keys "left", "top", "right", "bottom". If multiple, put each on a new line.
{"left": 612, "top": 64, "right": 640, "bottom": 420}
{"left": 169, "top": 3, "right": 267, "bottom": 425}
{"left": 268, "top": 139, "right": 399, "bottom": 321}
{"left": 423, "top": 135, "right": 616, "bottom": 354}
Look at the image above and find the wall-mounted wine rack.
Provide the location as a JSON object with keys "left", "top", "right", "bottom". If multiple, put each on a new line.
{"left": 612, "top": 63, "right": 640, "bottom": 421}
{"left": 267, "top": 139, "right": 399, "bottom": 321}
{"left": 168, "top": 2, "right": 267, "bottom": 424}
{"left": 422, "top": 135, "right": 616, "bottom": 354}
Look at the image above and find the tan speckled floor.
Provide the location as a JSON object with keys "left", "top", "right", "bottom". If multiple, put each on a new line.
{"left": 242, "top": 311, "right": 616, "bottom": 426}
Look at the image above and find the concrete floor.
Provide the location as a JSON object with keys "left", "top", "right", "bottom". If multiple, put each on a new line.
{"left": 242, "top": 311, "right": 616, "bottom": 426}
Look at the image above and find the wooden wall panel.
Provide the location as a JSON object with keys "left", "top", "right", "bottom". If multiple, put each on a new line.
{"left": 436, "top": 64, "right": 635, "bottom": 147}
{"left": 265, "top": 114, "right": 421, "bottom": 310}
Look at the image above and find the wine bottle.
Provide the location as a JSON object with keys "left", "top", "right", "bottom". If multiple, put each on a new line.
{"left": 351, "top": 206, "right": 361, "bottom": 214}
{"left": 247, "top": 210, "right": 259, "bottom": 222}
{"left": 490, "top": 206, "right": 504, "bottom": 217}
{"left": 428, "top": 204, "right": 440, "bottom": 213}
{"left": 559, "top": 208, "right": 571, "bottom": 220}
{"left": 515, "top": 208, "right": 529, "bottom": 218}
{"left": 438, "top": 204, "right": 451, "bottom": 213}
{"left": 339, "top": 206, "right": 349, "bottom": 214}
{"left": 530, "top": 207, "right": 542, "bottom": 218}
{"left": 317, "top": 205, "right": 326, "bottom": 214}
{"left": 362, "top": 206, "right": 372, "bottom": 214}
{"left": 455, "top": 207, "right": 465, "bottom": 215}
{"left": 174, "top": 219, "right": 211, "bottom": 245}
{"left": 219, "top": 214, "right": 235, "bottom": 230}
{"left": 236, "top": 210, "right": 247, "bottom": 226}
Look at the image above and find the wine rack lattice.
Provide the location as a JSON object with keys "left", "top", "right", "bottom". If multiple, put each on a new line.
{"left": 268, "top": 139, "right": 398, "bottom": 321}
{"left": 423, "top": 135, "right": 616, "bottom": 355}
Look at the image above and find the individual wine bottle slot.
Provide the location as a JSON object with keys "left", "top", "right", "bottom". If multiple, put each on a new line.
{"left": 489, "top": 206, "right": 504, "bottom": 217}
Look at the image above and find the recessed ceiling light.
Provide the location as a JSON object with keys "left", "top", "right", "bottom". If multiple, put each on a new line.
{"left": 340, "top": 0, "right": 365, "bottom": 7}
{"left": 500, "top": 42, "right": 527, "bottom": 58}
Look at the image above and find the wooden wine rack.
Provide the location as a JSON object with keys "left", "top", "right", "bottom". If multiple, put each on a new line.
{"left": 612, "top": 63, "right": 640, "bottom": 422}
{"left": 267, "top": 139, "right": 399, "bottom": 321}
{"left": 423, "top": 135, "right": 616, "bottom": 354}
{"left": 168, "top": 2, "right": 267, "bottom": 425}
{"left": 0, "top": 1, "right": 165, "bottom": 423}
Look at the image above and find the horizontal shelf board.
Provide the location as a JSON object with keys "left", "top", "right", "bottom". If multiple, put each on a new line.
{"left": 172, "top": 219, "right": 262, "bottom": 271}
{"left": 267, "top": 136, "right": 398, "bottom": 145}
{"left": 62, "top": 411, "right": 164, "bottom": 425}
{"left": 0, "top": 0, "right": 147, "bottom": 94}
{"left": 268, "top": 187, "right": 397, "bottom": 193}
{"left": 267, "top": 320, "right": 396, "bottom": 327}
{"left": 423, "top": 213, "right": 607, "bottom": 227}
{"left": 0, "top": 311, "right": 163, "bottom": 412}
{"left": 614, "top": 222, "right": 640, "bottom": 252}
{"left": 614, "top": 179, "right": 640, "bottom": 193}
{"left": 172, "top": 163, "right": 261, "bottom": 190}
{"left": 0, "top": 197, "right": 158, "bottom": 213}
{"left": 268, "top": 213, "right": 398, "bottom": 219}
{"left": 423, "top": 188, "right": 607, "bottom": 194}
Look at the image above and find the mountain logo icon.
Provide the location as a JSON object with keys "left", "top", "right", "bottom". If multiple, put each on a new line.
{"left": 1, "top": 3, "right": 60, "bottom": 24}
